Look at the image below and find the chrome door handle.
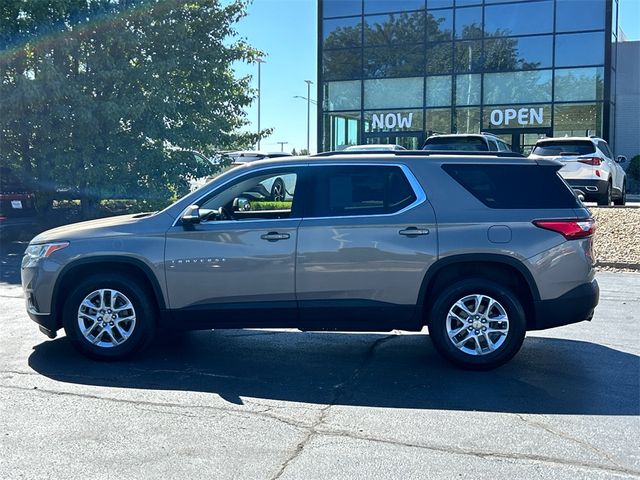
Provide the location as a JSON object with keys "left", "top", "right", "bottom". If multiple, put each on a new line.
{"left": 399, "top": 227, "right": 430, "bottom": 236}
{"left": 260, "top": 232, "right": 290, "bottom": 241}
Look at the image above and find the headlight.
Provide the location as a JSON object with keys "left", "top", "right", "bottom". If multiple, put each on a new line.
{"left": 22, "top": 242, "right": 69, "bottom": 268}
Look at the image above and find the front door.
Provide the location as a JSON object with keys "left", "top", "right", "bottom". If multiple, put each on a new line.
{"left": 363, "top": 132, "right": 423, "bottom": 150}
{"left": 164, "top": 166, "right": 305, "bottom": 328}
{"left": 486, "top": 128, "right": 552, "bottom": 155}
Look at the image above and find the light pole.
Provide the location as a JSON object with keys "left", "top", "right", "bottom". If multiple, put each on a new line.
{"left": 277, "top": 141, "right": 288, "bottom": 152}
{"left": 256, "top": 58, "right": 266, "bottom": 150}
{"left": 304, "top": 80, "right": 313, "bottom": 154}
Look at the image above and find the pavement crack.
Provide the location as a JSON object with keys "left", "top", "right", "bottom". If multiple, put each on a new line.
{"left": 268, "top": 334, "right": 398, "bottom": 480}
{"left": 0, "top": 384, "right": 312, "bottom": 431}
{"left": 514, "top": 413, "right": 627, "bottom": 469}
{"left": 314, "top": 428, "right": 640, "bottom": 478}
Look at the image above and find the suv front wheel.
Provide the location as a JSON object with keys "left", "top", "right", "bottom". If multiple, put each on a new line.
{"left": 62, "top": 274, "right": 156, "bottom": 360}
{"left": 428, "top": 279, "right": 526, "bottom": 370}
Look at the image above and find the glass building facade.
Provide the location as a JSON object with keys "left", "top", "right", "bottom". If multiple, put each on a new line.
{"left": 318, "top": 0, "right": 619, "bottom": 153}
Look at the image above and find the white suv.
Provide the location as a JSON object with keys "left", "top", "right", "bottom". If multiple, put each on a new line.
{"left": 529, "top": 137, "right": 627, "bottom": 206}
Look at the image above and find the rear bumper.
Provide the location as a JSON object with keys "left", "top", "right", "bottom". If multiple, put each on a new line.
{"left": 566, "top": 179, "right": 608, "bottom": 200}
{"left": 531, "top": 279, "right": 599, "bottom": 330}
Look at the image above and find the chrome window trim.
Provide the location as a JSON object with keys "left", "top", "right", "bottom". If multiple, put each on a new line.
{"left": 171, "top": 161, "right": 427, "bottom": 227}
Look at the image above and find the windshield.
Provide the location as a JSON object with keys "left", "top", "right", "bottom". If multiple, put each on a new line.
{"left": 532, "top": 140, "right": 596, "bottom": 156}
{"left": 423, "top": 137, "right": 489, "bottom": 151}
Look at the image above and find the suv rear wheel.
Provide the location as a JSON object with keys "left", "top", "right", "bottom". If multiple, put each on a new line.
{"left": 62, "top": 274, "right": 156, "bottom": 360}
{"left": 613, "top": 181, "right": 626, "bottom": 206}
{"left": 428, "top": 279, "right": 526, "bottom": 370}
{"left": 597, "top": 182, "right": 612, "bottom": 206}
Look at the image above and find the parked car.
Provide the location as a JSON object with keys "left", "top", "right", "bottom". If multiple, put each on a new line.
{"left": 191, "top": 151, "right": 295, "bottom": 200}
{"left": 423, "top": 133, "right": 512, "bottom": 152}
{"left": 344, "top": 144, "right": 407, "bottom": 152}
{"left": 529, "top": 137, "right": 626, "bottom": 206}
{"left": 0, "top": 167, "right": 38, "bottom": 240}
{"left": 22, "top": 152, "right": 598, "bottom": 369}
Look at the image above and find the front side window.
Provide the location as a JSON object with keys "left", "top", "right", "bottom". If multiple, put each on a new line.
{"left": 307, "top": 166, "right": 417, "bottom": 217}
{"left": 199, "top": 169, "right": 299, "bottom": 221}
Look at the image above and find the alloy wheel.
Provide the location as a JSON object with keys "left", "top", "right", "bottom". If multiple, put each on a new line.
{"left": 77, "top": 289, "right": 137, "bottom": 348}
{"left": 445, "top": 294, "right": 509, "bottom": 356}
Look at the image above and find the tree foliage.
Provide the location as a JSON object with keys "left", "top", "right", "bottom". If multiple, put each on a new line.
{"left": 0, "top": 0, "right": 265, "bottom": 215}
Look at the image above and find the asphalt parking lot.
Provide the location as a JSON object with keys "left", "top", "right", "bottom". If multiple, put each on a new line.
{"left": 1, "top": 242, "right": 639, "bottom": 479}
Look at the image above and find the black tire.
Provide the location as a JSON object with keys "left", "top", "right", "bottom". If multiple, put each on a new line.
{"left": 596, "top": 182, "right": 612, "bottom": 206}
{"left": 613, "top": 182, "right": 626, "bottom": 206}
{"left": 427, "top": 279, "right": 527, "bottom": 370}
{"left": 62, "top": 273, "right": 156, "bottom": 360}
{"left": 270, "top": 178, "right": 286, "bottom": 202}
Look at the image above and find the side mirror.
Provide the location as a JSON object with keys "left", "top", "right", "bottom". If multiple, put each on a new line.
{"left": 181, "top": 204, "right": 201, "bottom": 224}
{"left": 233, "top": 196, "right": 252, "bottom": 211}
{"left": 616, "top": 155, "right": 627, "bottom": 164}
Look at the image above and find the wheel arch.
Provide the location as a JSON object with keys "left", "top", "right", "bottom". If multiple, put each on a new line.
{"left": 418, "top": 254, "right": 540, "bottom": 330}
{"left": 52, "top": 256, "right": 166, "bottom": 330}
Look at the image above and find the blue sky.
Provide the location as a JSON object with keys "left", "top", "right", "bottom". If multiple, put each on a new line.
{"left": 234, "top": 0, "right": 640, "bottom": 154}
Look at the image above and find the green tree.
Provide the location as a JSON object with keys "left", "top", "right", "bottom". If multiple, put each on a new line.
{"left": 0, "top": 0, "right": 266, "bottom": 217}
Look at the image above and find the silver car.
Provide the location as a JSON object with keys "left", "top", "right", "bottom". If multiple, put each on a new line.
{"left": 22, "top": 152, "right": 599, "bottom": 369}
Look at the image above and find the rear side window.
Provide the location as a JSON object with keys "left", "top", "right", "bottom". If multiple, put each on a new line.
{"left": 423, "top": 137, "right": 489, "bottom": 151}
{"left": 532, "top": 140, "right": 595, "bottom": 156}
{"left": 308, "top": 165, "right": 417, "bottom": 217}
{"left": 597, "top": 141, "right": 613, "bottom": 158}
{"left": 442, "top": 164, "right": 579, "bottom": 209}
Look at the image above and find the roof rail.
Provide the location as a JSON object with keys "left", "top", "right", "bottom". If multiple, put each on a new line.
{"left": 311, "top": 150, "right": 526, "bottom": 158}
{"left": 480, "top": 131, "right": 501, "bottom": 138}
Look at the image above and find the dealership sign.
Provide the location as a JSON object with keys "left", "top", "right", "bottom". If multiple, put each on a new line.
{"left": 372, "top": 112, "right": 414, "bottom": 130}
{"left": 489, "top": 107, "right": 544, "bottom": 127}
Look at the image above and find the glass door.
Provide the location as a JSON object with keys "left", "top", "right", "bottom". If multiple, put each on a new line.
{"left": 485, "top": 128, "right": 552, "bottom": 155}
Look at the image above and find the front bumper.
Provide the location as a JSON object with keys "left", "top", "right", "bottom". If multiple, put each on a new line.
{"left": 531, "top": 279, "right": 599, "bottom": 330}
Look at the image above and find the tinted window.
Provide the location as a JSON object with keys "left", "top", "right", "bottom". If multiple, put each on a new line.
{"left": 364, "top": 12, "right": 424, "bottom": 45}
{"left": 308, "top": 166, "right": 417, "bottom": 217}
{"left": 427, "top": 42, "right": 453, "bottom": 74}
{"left": 484, "top": 36, "right": 553, "bottom": 71}
{"left": 483, "top": 70, "right": 552, "bottom": 104}
{"left": 597, "top": 141, "right": 613, "bottom": 158}
{"left": 485, "top": 1, "right": 553, "bottom": 36}
{"left": 423, "top": 136, "right": 487, "bottom": 151}
{"left": 443, "top": 164, "right": 579, "bottom": 209}
{"left": 554, "top": 67, "right": 604, "bottom": 102}
{"left": 556, "top": 0, "right": 605, "bottom": 32}
{"left": 455, "top": 40, "right": 482, "bottom": 72}
{"left": 454, "top": 6, "right": 482, "bottom": 39}
{"left": 555, "top": 32, "right": 605, "bottom": 67}
{"left": 324, "top": 17, "right": 362, "bottom": 49}
{"left": 531, "top": 140, "right": 596, "bottom": 156}
{"left": 323, "top": 49, "right": 362, "bottom": 80}
{"left": 200, "top": 170, "right": 300, "bottom": 220}
{"left": 365, "top": 0, "right": 425, "bottom": 14}
{"left": 364, "top": 45, "right": 425, "bottom": 77}
{"left": 427, "top": 9, "right": 453, "bottom": 41}
{"left": 323, "top": 0, "right": 361, "bottom": 18}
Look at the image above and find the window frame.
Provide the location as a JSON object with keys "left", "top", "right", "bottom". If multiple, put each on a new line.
{"left": 303, "top": 163, "right": 426, "bottom": 219}
{"left": 176, "top": 165, "right": 309, "bottom": 226}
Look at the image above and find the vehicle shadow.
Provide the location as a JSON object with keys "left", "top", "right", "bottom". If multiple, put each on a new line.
{"left": 28, "top": 330, "right": 639, "bottom": 416}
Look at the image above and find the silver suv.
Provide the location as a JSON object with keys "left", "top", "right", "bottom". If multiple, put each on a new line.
{"left": 21, "top": 153, "right": 599, "bottom": 369}
{"left": 529, "top": 137, "right": 627, "bottom": 206}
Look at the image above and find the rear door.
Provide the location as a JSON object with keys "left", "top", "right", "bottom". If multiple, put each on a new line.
{"left": 295, "top": 163, "right": 438, "bottom": 331}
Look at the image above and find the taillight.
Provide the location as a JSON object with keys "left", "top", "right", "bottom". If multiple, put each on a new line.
{"left": 578, "top": 157, "right": 601, "bottom": 166}
{"left": 533, "top": 218, "right": 595, "bottom": 240}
